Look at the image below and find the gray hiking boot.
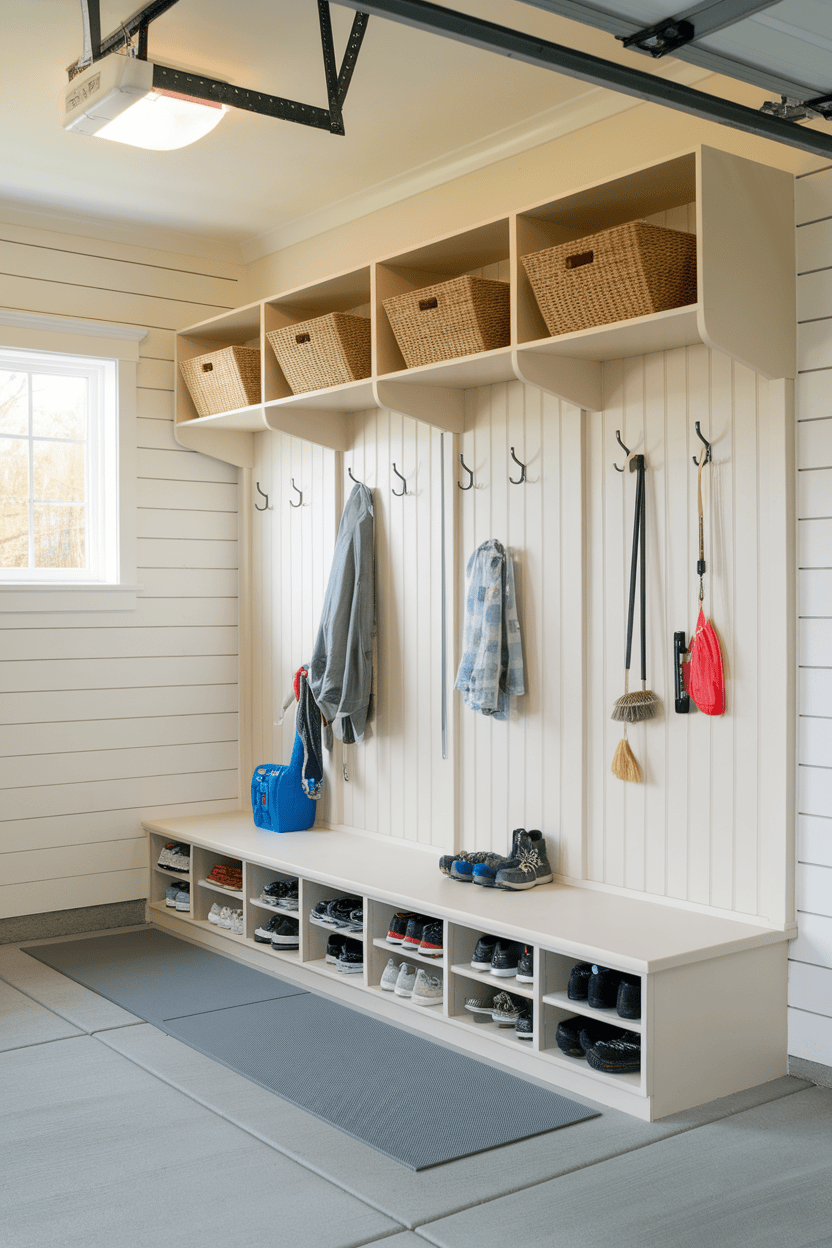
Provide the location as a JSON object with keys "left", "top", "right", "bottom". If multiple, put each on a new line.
{"left": 470, "top": 828, "right": 527, "bottom": 887}
{"left": 494, "top": 830, "right": 553, "bottom": 891}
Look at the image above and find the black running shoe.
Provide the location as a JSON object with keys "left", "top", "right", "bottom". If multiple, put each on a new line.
{"left": 336, "top": 938, "right": 364, "bottom": 974}
{"left": 515, "top": 1004, "right": 534, "bottom": 1041}
{"left": 567, "top": 961, "right": 593, "bottom": 1000}
{"left": 326, "top": 933, "right": 346, "bottom": 964}
{"left": 470, "top": 935, "right": 497, "bottom": 971}
{"left": 555, "top": 1016, "right": 586, "bottom": 1056}
{"left": 516, "top": 945, "right": 534, "bottom": 984}
{"left": 260, "top": 879, "right": 298, "bottom": 909}
{"left": 386, "top": 911, "right": 416, "bottom": 944}
{"left": 254, "top": 913, "right": 283, "bottom": 944}
{"left": 588, "top": 966, "right": 623, "bottom": 1009}
{"left": 586, "top": 1032, "right": 641, "bottom": 1073}
{"left": 490, "top": 940, "right": 522, "bottom": 978}
{"left": 578, "top": 1021, "right": 623, "bottom": 1054}
{"left": 401, "top": 916, "right": 427, "bottom": 952}
{"left": 617, "top": 975, "right": 641, "bottom": 1019}
{"left": 269, "top": 916, "right": 299, "bottom": 948}
{"left": 418, "top": 920, "right": 444, "bottom": 958}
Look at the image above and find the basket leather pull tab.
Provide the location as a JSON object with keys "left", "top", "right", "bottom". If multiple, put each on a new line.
{"left": 202, "top": 362, "right": 214, "bottom": 372}
{"left": 566, "top": 249, "right": 594, "bottom": 270}
{"left": 418, "top": 297, "right": 438, "bottom": 311}
{"left": 296, "top": 332, "right": 311, "bottom": 344}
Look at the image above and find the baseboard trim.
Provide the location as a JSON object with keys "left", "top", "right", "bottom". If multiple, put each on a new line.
{"left": 0, "top": 899, "right": 147, "bottom": 946}
{"left": 788, "top": 1054, "right": 832, "bottom": 1090}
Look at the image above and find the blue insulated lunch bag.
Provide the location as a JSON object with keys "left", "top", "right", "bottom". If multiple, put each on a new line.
{"left": 251, "top": 731, "right": 318, "bottom": 833}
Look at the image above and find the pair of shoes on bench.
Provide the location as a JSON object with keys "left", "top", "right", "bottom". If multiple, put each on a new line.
{"left": 439, "top": 829, "right": 553, "bottom": 891}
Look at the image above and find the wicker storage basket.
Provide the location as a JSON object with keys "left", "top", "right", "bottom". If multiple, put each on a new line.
{"left": 522, "top": 220, "right": 697, "bottom": 337}
{"left": 267, "top": 313, "right": 371, "bottom": 394}
{"left": 179, "top": 346, "right": 261, "bottom": 418}
{"left": 383, "top": 275, "right": 509, "bottom": 369}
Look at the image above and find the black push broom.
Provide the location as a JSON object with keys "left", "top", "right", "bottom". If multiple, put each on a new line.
{"left": 611, "top": 453, "right": 659, "bottom": 782}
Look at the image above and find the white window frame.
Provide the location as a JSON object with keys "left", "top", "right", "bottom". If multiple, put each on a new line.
{"left": 0, "top": 309, "right": 146, "bottom": 613}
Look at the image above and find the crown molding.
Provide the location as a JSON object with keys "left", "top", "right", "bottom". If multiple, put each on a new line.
{"left": 240, "top": 61, "right": 713, "bottom": 264}
{"left": 0, "top": 308, "right": 147, "bottom": 341}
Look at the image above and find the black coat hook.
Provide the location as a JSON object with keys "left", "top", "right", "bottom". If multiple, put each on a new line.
{"left": 613, "top": 430, "right": 631, "bottom": 473}
{"left": 347, "top": 466, "right": 362, "bottom": 484}
{"left": 458, "top": 454, "right": 474, "bottom": 490}
{"left": 509, "top": 446, "right": 526, "bottom": 485}
{"left": 392, "top": 463, "right": 407, "bottom": 497}
{"left": 692, "top": 421, "right": 711, "bottom": 465}
{"left": 289, "top": 478, "right": 302, "bottom": 508}
{"left": 254, "top": 482, "right": 271, "bottom": 511}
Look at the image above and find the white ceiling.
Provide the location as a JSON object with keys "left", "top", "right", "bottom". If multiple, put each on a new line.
{"left": 0, "top": 1, "right": 825, "bottom": 261}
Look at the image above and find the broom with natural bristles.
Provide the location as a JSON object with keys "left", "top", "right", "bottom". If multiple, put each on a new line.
{"left": 611, "top": 454, "right": 658, "bottom": 781}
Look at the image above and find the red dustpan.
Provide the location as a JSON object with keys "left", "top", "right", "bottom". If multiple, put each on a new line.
{"left": 683, "top": 443, "right": 725, "bottom": 716}
{"left": 683, "top": 606, "right": 724, "bottom": 715}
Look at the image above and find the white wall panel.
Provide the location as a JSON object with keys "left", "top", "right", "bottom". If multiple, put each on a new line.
{"left": 798, "top": 418, "right": 832, "bottom": 469}
{"left": 0, "top": 218, "right": 244, "bottom": 916}
{"left": 791, "top": 911, "right": 832, "bottom": 966}
{"left": 798, "top": 815, "right": 832, "bottom": 868}
{"left": 787, "top": 1007, "right": 832, "bottom": 1066}
{"left": 797, "top": 862, "right": 832, "bottom": 917}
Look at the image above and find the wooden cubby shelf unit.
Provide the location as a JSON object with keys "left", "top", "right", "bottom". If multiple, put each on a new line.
{"left": 173, "top": 144, "right": 795, "bottom": 466}
{"left": 145, "top": 816, "right": 789, "bottom": 1122}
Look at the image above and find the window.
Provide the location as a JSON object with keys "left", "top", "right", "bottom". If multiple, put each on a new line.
{"left": 0, "top": 349, "right": 117, "bottom": 582}
{"left": 0, "top": 309, "right": 146, "bottom": 613}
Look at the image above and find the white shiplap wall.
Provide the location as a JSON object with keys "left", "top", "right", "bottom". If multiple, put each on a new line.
{"left": 789, "top": 169, "right": 832, "bottom": 1064}
{"left": 0, "top": 221, "right": 244, "bottom": 918}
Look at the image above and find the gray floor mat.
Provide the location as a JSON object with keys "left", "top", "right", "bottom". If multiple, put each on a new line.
{"left": 24, "top": 929, "right": 306, "bottom": 1027}
{"left": 164, "top": 994, "right": 598, "bottom": 1169}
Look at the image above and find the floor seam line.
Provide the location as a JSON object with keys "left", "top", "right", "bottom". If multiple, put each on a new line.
{"left": 1, "top": 1032, "right": 88, "bottom": 1054}
{"left": 91, "top": 1029, "right": 412, "bottom": 1231}
{"left": 405, "top": 1083, "right": 816, "bottom": 1232}
{"left": 0, "top": 973, "right": 138, "bottom": 1035}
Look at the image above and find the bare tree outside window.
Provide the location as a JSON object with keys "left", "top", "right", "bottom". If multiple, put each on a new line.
{"left": 0, "top": 369, "right": 88, "bottom": 570}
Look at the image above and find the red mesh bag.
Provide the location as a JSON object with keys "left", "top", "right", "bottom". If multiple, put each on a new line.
{"left": 683, "top": 606, "right": 724, "bottom": 716}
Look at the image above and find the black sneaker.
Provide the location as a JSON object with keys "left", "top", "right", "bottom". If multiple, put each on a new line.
{"left": 578, "top": 1021, "right": 623, "bottom": 1055}
{"left": 555, "top": 1016, "right": 585, "bottom": 1056}
{"left": 490, "top": 940, "right": 522, "bottom": 978}
{"left": 326, "top": 933, "right": 347, "bottom": 964}
{"left": 254, "top": 913, "right": 288, "bottom": 944}
{"left": 470, "top": 935, "right": 497, "bottom": 971}
{"left": 386, "top": 911, "right": 416, "bottom": 944}
{"left": 587, "top": 966, "right": 623, "bottom": 1009}
{"left": 269, "top": 916, "right": 299, "bottom": 949}
{"left": 260, "top": 879, "right": 298, "bottom": 909}
{"left": 418, "top": 920, "right": 444, "bottom": 958}
{"left": 346, "top": 906, "right": 363, "bottom": 933}
{"left": 567, "top": 961, "right": 593, "bottom": 1000}
{"left": 515, "top": 945, "right": 534, "bottom": 984}
{"left": 401, "top": 916, "right": 427, "bottom": 952}
{"left": 617, "top": 975, "right": 641, "bottom": 1019}
{"left": 586, "top": 1032, "right": 641, "bottom": 1073}
{"left": 515, "top": 1004, "right": 534, "bottom": 1041}
{"left": 336, "top": 938, "right": 364, "bottom": 974}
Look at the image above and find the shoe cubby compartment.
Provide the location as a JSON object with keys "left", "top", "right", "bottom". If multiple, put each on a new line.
{"left": 369, "top": 902, "right": 445, "bottom": 968}
{"left": 446, "top": 925, "right": 535, "bottom": 998}
{"left": 302, "top": 880, "right": 365, "bottom": 979}
{"left": 192, "top": 847, "right": 244, "bottom": 919}
{"left": 540, "top": 952, "right": 643, "bottom": 1035}
{"left": 537, "top": 998, "right": 645, "bottom": 1094}
{"left": 147, "top": 833, "right": 191, "bottom": 912}
{"left": 447, "top": 972, "right": 530, "bottom": 1050}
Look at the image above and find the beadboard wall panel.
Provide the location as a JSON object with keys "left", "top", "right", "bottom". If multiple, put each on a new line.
{"left": 0, "top": 220, "right": 244, "bottom": 918}
{"left": 583, "top": 347, "right": 782, "bottom": 921}
{"left": 789, "top": 167, "right": 832, "bottom": 1065}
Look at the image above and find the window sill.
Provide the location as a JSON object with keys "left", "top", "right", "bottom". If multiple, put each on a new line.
{"left": 0, "top": 583, "right": 142, "bottom": 613}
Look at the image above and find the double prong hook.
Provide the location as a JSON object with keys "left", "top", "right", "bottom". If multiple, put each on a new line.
{"left": 509, "top": 447, "right": 527, "bottom": 485}
{"left": 289, "top": 478, "right": 302, "bottom": 508}
{"left": 254, "top": 482, "right": 272, "bottom": 511}
{"left": 692, "top": 422, "right": 711, "bottom": 465}
{"left": 458, "top": 454, "right": 474, "bottom": 490}
{"left": 613, "top": 431, "right": 630, "bottom": 473}
{"left": 392, "top": 463, "right": 408, "bottom": 497}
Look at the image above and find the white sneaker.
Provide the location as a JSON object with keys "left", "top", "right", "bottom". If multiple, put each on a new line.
{"left": 394, "top": 963, "right": 417, "bottom": 998}
{"left": 411, "top": 968, "right": 443, "bottom": 1007}
{"left": 380, "top": 958, "right": 400, "bottom": 991}
{"left": 231, "top": 910, "right": 243, "bottom": 934}
{"left": 208, "top": 903, "right": 221, "bottom": 924}
{"left": 218, "top": 906, "right": 233, "bottom": 929}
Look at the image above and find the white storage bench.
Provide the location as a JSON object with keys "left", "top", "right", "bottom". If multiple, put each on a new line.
{"left": 143, "top": 812, "right": 789, "bottom": 1121}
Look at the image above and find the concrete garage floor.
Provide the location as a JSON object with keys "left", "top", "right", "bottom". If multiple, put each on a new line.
{"left": 1, "top": 928, "right": 831, "bottom": 1248}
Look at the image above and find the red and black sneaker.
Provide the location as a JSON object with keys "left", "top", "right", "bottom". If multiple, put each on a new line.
{"left": 386, "top": 911, "right": 416, "bottom": 944}
{"left": 418, "top": 920, "right": 444, "bottom": 958}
